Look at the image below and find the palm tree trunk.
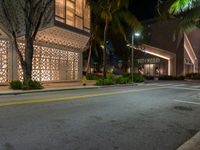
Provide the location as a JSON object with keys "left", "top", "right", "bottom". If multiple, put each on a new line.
{"left": 86, "top": 39, "right": 93, "bottom": 74}
{"left": 103, "top": 19, "right": 109, "bottom": 79}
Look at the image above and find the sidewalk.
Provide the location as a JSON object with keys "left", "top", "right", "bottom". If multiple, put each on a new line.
{"left": 177, "top": 131, "right": 200, "bottom": 150}
{"left": 0, "top": 80, "right": 97, "bottom": 96}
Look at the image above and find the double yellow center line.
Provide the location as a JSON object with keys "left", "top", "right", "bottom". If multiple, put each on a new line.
{"left": 0, "top": 87, "right": 162, "bottom": 107}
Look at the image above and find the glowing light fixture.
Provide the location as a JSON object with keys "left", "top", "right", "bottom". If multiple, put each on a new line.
{"left": 134, "top": 32, "right": 141, "bottom": 37}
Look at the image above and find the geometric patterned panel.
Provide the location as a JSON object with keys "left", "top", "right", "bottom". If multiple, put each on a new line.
{"left": 0, "top": 0, "right": 54, "bottom": 38}
{"left": 17, "top": 43, "right": 80, "bottom": 82}
{"left": 35, "top": 27, "right": 89, "bottom": 52}
{"left": 0, "top": 40, "right": 8, "bottom": 83}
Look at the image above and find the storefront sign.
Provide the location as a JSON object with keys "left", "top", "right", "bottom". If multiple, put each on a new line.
{"left": 184, "top": 58, "right": 193, "bottom": 65}
{"left": 137, "top": 58, "right": 161, "bottom": 64}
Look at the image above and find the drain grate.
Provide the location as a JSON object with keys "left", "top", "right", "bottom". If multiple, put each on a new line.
{"left": 174, "top": 106, "right": 193, "bottom": 111}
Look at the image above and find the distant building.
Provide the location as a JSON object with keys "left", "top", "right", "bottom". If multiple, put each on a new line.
{"left": 0, "top": 0, "right": 90, "bottom": 84}
{"left": 134, "top": 19, "right": 200, "bottom": 76}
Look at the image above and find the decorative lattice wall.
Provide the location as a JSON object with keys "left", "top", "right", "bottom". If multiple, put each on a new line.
{"left": 0, "top": 40, "right": 8, "bottom": 83}
{"left": 18, "top": 43, "right": 80, "bottom": 82}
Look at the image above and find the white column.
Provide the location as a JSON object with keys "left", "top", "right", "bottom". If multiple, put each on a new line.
{"left": 7, "top": 40, "right": 18, "bottom": 82}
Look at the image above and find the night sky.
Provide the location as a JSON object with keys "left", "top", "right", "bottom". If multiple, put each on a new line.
{"left": 130, "top": 0, "right": 158, "bottom": 20}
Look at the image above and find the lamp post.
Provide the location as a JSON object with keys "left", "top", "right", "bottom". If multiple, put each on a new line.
{"left": 131, "top": 32, "right": 140, "bottom": 83}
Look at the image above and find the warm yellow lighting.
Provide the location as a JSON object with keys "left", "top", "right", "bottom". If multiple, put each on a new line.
{"left": 184, "top": 33, "right": 197, "bottom": 72}
{"left": 136, "top": 47, "right": 171, "bottom": 76}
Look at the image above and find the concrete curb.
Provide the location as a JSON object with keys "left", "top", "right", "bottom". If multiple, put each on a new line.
{"left": 177, "top": 131, "right": 200, "bottom": 150}
{"left": 0, "top": 83, "right": 145, "bottom": 96}
{"left": 0, "top": 86, "right": 100, "bottom": 96}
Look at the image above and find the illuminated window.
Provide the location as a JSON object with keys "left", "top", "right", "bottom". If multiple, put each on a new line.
{"left": 66, "top": 0, "right": 75, "bottom": 26}
{"left": 76, "top": 0, "right": 83, "bottom": 17}
{"left": 55, "top": 0, "right": 65, "bottom": 23}
{"left": 84, "top": 3, "right": 90, "bottom": 31}
{"left": 55, "top": 0, "right": 90, "bottom": 31}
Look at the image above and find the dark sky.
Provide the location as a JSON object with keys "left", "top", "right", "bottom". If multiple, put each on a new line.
{"left": 129, "top": 0, "right": 158, "bottom": 20}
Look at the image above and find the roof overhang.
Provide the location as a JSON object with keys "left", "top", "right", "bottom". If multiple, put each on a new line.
{"left": 134, "top": 44, "right": 176, "bottom": 60}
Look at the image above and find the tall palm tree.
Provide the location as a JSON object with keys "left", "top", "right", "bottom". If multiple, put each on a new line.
{"left": 87, "top": 0, "right": 141, "bottom": 78}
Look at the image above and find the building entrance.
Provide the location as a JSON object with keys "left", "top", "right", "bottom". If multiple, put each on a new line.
{"left": 143, "top": 64, "right": 160, "bottom": 76}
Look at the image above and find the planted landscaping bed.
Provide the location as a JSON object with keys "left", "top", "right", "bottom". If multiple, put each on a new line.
{"left": 86, "top": 73, "right": 145, "bottom": 86}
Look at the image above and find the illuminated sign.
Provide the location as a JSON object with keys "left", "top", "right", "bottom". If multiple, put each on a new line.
{"left": 137, "top": 58, "right": 161, "bottom": 64}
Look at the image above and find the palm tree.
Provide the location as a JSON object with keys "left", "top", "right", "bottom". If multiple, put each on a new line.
{"left": 169, "top": 0, "right": 200, "bottom": 32}
{"left": 87, "top": 0, "right": 141, "bottom": 78}
{"left": 158, "top": 0, "right": 200, "bottom": 31}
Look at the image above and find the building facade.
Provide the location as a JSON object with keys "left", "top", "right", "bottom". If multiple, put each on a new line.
{"left": 134, "top": 19, "right": 200, "bottom": 77}
{"left": 0, "top": 0, "right": 90, "bottom": 84}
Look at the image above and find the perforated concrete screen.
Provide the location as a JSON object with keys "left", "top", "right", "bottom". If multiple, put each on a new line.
{"left": 0, "top": 40, "right": 8, "bottom": 83}
{"left": 17, "top": 43, "right": 80, "bottom": 82}
{"left": 0, "top": 40, "right": 81, "bottom": 83}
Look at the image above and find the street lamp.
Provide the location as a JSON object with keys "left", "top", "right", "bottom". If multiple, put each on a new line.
{"left": 131, "top": 32, "right": 141, "bottom": 83}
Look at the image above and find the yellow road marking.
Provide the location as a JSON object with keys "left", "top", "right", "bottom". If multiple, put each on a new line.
{"left": 0, "top": 87, "right": 163, "bottom": 107}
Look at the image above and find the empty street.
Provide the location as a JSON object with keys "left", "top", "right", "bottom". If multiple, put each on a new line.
{"left": 0, "top": 82, "right": 200, "bottom": 150}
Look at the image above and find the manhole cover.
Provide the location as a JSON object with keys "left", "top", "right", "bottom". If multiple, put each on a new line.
{"left": 174, "top": 106, "right": 193, "bottom": 111}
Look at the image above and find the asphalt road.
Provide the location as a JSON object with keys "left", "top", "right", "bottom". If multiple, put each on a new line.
{"left": 0, "top": 82, "right": 200, "bottom": 150}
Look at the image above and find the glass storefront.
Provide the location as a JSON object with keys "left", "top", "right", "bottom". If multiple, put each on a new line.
{"left": 136, "top": 57, "right": 168, "bottom": 76}
{"left": 55, "top": 0, "right": 90, "bottom": 32}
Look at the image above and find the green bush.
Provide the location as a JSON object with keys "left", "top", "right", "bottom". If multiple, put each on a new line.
{"left": 186, "top": 73, "right": 200, "bottom": 80}
{"left": 115, "top": 76, "right": 130, "bottom": 84}
{"left": 122, "top": 73, "right": 131, "bottom": 78}
{"left": 133, "top": 74, "right": 145, "bottom": 83}
{"left": 104, "top": 79, "right": 114, "bottom": 85}
{"left": 22, "top": 80, "right": 43, "bottom": 90}
{"left": 96, "top": 79, "right": 104, "bottom": 86}
{"left": 106, "top": 73, "right": 115, "bottom": 80}
{"left": 159, "top": 75, "right": 185, "bottom": 80}
{"left": 122, "top": 73, "right": 144, "bottom": 83}
{"left": 9, "top": 80, "right": 23, "bottom": 90}
{"left": 96, "top": 79, "right": 114, "bottom": 86}
{"left": 10, "top": 80, "right": 43, "bottom": 90}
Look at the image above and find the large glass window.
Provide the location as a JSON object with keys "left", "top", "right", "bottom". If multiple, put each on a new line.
{"left": 66, "top": 0, "right": 75, "bottom": 26}
{"left": 55, "top": 0, "right": 90, "bottom": 32}
{"left": 55, "top": 0, "right": 65, "bottom": 23}
{"left": 83, "top": 2, "right": 90, "bottom": 32}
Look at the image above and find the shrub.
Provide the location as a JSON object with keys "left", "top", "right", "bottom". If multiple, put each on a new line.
{"left": 96, "top": 79, "right": 104, "bottom": 86}
{"left": 96, "top": 79, "right": 114, "bottom": 86}
{"left": 9, "top": 80, "right": 23, "bottom": 90}
{"left": 106, "top": 73, "right": 115, "bottom": 80}
{"left": 104, "top": 79, "right": 114, "bottom": 85}
{"left": 22, "top": 80, "right": 44, "bottom": 90}
{"left": 122, "top": 73, "right": 131, "bottom": 78}
{"left": 133, "top": 74, "right": 145, "bottom": 83}
{"left": 122, "top": 73, "right": 144, "bottom": 83}
{"left": 186, "top": 73, "right": 200, "bottom": 80}
{"left": 115, "top": 76, "right": 130, "bottom": 84}
{"left": 159, "top": 75, "right": 185, "bottom": 80}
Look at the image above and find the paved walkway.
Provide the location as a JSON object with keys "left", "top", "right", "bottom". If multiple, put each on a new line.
{"left": 0, "top": 80, "right": 97, "bottom": 95}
